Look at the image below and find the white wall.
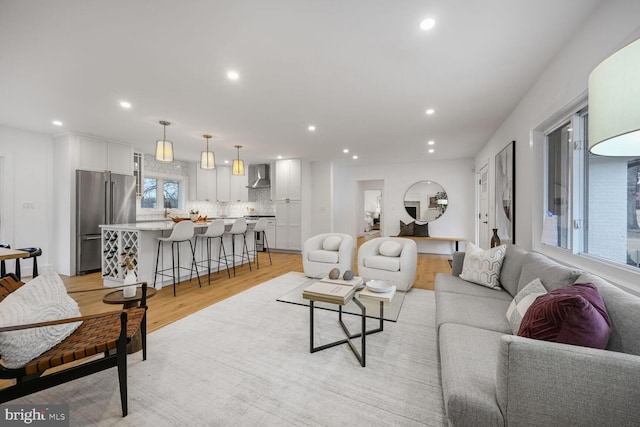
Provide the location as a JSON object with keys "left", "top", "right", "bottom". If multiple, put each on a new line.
{"left": 0, "top": 125, "right": 54, "bottom": 276}
{"left": 309, "top": 161, "right": 333, "bottom": 236}
{"left": 474, "top": 0, "right": 640, "bottom": 251}
{"left": 331, "top": 158, "right": 475, "bottom": 254}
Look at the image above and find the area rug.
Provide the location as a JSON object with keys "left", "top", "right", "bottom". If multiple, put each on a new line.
{"left": 9, "top": 272, "right": 446, "bottom": 426}
{"left": 276, "top": 272, "right": 406, "bottom": 321}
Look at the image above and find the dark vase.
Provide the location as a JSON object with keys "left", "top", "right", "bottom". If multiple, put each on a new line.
{"left": 490, "top": 229, "right": 501, "bottom": 248}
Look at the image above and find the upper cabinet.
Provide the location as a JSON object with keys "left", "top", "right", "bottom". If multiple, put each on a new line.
{"left": 275, "top": 158, "right": 301, "bottom": 200}
{"left": 196, "top": 167, "right": 217, "bottom": 202}
{"left": 216, "top": 165, "right": 231, "bottom": 201}
{"left": 78, "top": 135, "right": 133, "bottom": 175}
{"left": 230, "top": 173, "right": 248, "bottom": 202}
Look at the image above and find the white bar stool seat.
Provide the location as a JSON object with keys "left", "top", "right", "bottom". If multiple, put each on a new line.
{"left": 193, "top": 219, "right": 230, "bottom": 285}
{"left": 224, "top": 218, "right": 252, "bottom": 276}
{"left": 250, "top": 218, "right": 272, "bottom": 269}
{"left": 153, "top": 220, "right": 201, "bottom": 296}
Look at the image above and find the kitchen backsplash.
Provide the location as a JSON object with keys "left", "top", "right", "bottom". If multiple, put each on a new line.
{"left": 137, "top": 188, "right": 275, "bottom": 221}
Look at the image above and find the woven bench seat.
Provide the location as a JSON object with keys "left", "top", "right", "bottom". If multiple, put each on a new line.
{"left": 23, "top": 307, "right": 145, "bottom": 376}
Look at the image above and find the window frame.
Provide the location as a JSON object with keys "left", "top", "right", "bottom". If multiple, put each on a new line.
{"left": 534, "top": 94, "right": 640, "bottom": 295}
{"left": 139, "top": 171, "right": 187, "bottom": 212}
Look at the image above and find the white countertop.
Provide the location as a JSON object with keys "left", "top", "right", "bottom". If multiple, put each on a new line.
{"left": 100, "top": 219, "right": 257, "bottom": 231}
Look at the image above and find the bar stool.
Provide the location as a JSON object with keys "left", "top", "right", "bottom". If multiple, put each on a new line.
{"left": 224, "top": 218, "right": 252, "bottom": 277}
{"left": 0, "top": 244, "right": 9, "bottom": 277}
{"left": 15, "top": 247, "right": 42, "bottom": 280}
{"left": 193, "top": 219, "right": 230, "bottom": 285}
{"left": 251, "top": 218, "right": 272, "bottom": 269}
{"left": 153, "top": 220, "right": 201, "bottom": 296}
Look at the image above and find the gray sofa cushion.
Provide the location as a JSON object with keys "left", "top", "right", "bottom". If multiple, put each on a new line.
{"left": 440, "top": 323, "right": 505, "bottom": 427}
{"left": 435, "top": 273, "right": 513, "bottom": 302}
{"left": 436, "top": 291, "right": 512, "bottom": 334}
{"left": 499, "top": 244, "right": 528, "bottom": 297}
{"left": 517, "top": 252, "right": 582, "bottom": 294}
{"left": 577, "top": 273, "right": 640, "bottom": 356}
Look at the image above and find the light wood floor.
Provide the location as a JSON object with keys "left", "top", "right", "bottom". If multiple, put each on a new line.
{"left": 60, "top": 235, "right": 451, "bottom": 334}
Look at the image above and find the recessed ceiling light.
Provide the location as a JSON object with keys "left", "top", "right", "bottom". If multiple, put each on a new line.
{"left": 52, "top": 120, "right": 63, "bottom": 126}
{"left": 227, "top": 71, "right": 240, "bottom": 81}
{"left": 277, "top": 155, "right": 283, "bottom": 159}
{"left": 343, "top": 148, "right": 349, "bottom": 153}
{"left": 120, "top": 101, "right": 131, "bottom": 109}
{"left": 428, "top": 148, "right": 435, "bottom": 153}
{"left": 224, "top": 160, "right": 230, "bottom": 164}
{"left": 420, "top": 18, "right": 436, "bottom": 31}
{"left": 426, "top": 109, "right": 435, "bottom": 115}
{"left": 427, "top": 140, "right": 435, "bottom": 145}
{"left": 308, "top": 125, "right": 316, "bottom": 132}
{"left": 352, "top": 155, "right": 358, "bottom": 160}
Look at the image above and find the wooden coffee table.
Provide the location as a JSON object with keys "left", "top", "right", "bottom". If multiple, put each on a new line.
{"left": 103, "top": 287, "right": 156, "bottom": 352}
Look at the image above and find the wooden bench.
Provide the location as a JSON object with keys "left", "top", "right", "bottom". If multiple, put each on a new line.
{"left": 398, "top": 236, "right": 465, "bottom": 252}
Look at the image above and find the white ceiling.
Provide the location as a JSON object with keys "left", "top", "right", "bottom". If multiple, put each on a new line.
{"left": 0, "top": 0, "right": 603, "bottom": 166}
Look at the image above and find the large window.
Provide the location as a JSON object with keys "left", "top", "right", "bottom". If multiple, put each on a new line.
{"left": 141, "top": 176, "right": 183, "bottom": 209}
{"left": 543, "top": 106, "right": 640, "bottom": 272}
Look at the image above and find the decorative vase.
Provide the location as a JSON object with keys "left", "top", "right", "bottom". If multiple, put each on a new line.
{"left": 490, "top": 229, "right": 501, "bottom": 248}
{"left": 123, "top": 269, "right": 137, "bottom": 298}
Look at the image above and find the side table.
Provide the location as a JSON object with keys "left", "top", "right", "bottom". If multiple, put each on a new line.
{"left": 103, "top": 287, "right": 156, "bottom": 353}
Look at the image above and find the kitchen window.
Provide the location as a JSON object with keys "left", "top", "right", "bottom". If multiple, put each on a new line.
{"left": 142, "top": 175, "right": 184, "bottom": 209}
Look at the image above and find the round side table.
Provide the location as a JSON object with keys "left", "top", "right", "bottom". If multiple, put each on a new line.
{"left": 102, "top": 287, "right": 157, "bottom": 352}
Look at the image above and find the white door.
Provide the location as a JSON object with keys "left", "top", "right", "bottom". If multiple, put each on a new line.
{"left": 478, "top": 164, "right": 490, "bottom": 249}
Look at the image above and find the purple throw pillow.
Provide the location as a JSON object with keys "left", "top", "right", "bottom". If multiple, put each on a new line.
{"left": 518, "top": 283, "right": 611, "bottom": 349}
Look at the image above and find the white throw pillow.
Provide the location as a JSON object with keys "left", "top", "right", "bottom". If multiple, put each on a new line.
{"left": 379, "top": 241, "right": 402, "bottom": 257}
{"left": 505, "top": 278, "right": 547, "bottom": 334}
{"left": 0, "top": 269, "right": 82, "bottom": 368}
{"left": 459, "top": 242, "right": 507, "bottom": 290}
{"left": 322, "top": 235, "right": 342, "bottom": 251}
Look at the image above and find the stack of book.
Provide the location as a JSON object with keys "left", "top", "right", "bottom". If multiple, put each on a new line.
{"left": 302, "top": 276, "right": 363, "bottom": 305}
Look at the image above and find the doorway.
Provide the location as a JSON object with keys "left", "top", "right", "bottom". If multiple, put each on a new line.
{"left": 357, "top": 180, "right": 384, "bottom": 237}
{"left": 477, "top": 164, "right": 489, "bottom": 248}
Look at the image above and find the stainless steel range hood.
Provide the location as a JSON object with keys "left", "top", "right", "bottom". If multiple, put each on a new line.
{"left": 247, "top": 164, "right": 271, "bottom": 189}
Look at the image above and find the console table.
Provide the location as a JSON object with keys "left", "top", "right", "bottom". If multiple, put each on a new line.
{"left": 400, "top": 236, "right": 465, "bottom": 252}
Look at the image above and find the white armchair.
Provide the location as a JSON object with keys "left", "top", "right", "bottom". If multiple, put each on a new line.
{"left": 357, "top": 237, "right": 417, "bottom": 291}
{"left": 302, "top": 233, "right": 355, "bottom": 278}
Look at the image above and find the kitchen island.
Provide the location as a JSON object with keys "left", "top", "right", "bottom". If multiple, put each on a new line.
{"left": 100, "top": 219, "right": 256, "bottom": 288}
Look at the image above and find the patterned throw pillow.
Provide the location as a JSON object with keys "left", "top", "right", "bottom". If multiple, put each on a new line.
{"left": 399, "top": 221, "right": 414, "bottom": 236}
{"left": 506, "top": 278, "right": 547, "bottom": 334}
{"left": 0, "top": 269, "right": 82, "bottom": 368}
{"left": 459, "top": 242, "right": 507, "bottom": 290}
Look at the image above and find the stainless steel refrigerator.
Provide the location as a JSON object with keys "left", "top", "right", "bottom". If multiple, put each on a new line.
{"left": 76, "top": 170, "right": 136, "bottom": 274}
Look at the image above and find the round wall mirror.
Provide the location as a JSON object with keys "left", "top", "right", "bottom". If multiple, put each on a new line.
{"left": 403, "top": 181, "right": 448, "bottom": 222}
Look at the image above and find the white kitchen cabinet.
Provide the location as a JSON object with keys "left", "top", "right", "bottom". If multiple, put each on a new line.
{"left": 216, "top": 166, "right": 231, "bottom": 201}
{"left": 79, "top": 135, "right": 133, "bottom": 175}
{"left": 275, "top": 199, "right": 301, "bottom": 250}
{"left": 264, "top": 218, "right": 276, "bottom": 249}
{"left": 275, "top": 159, "right": 301, "bottom": 200}
{"left": 196, "top": 167, "right": 217, "bottom": 201}
{"left": 230, "top": 173, "right": 248, "bottom": 202}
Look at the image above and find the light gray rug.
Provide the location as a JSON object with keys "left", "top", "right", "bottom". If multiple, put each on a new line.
{"left": 276, "top": 272, "right": 406, "bottom": 321}
{"left": 10, "top": 272, "right": 446, "bottom": 426}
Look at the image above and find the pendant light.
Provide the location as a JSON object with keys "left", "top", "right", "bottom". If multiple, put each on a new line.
{"left": 232, "top": 145, "right": 245, "bottom": 176}
{"left": 200, "top": 134, "right": 216, "bottom": 169}
{"left": 155, "top": 120, "right": 174, "bottom": 162}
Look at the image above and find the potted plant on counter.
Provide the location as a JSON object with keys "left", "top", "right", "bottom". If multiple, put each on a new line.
{"left": 189, "top": 209, "right": 199, "bottom": 221}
